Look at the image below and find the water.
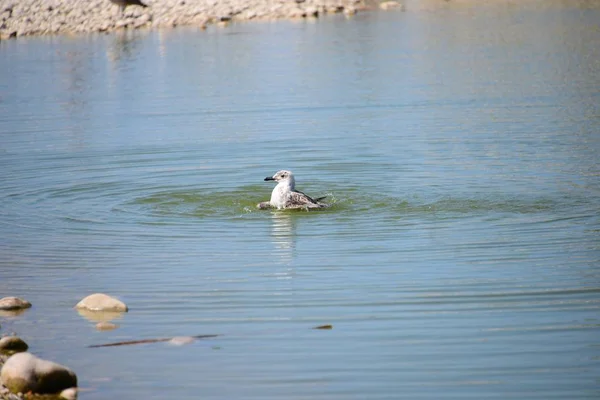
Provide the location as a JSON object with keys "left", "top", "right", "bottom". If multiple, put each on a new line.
{"left": 1, "top": 2, "right": 600, "bottom": 399}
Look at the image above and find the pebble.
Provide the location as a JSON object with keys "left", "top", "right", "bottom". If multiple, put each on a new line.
{"left": 0, "top": 0, "right": 376, "bottom": 39}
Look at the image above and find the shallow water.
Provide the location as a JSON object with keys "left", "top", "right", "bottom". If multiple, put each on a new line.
{"left": 1, "top": 2, "right": 600, "bottom": 399}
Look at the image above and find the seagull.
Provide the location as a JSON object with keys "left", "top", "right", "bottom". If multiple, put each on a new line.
{"left": 109, "top": 0, "right": 148, "bottom": 15}
{"left": 257, "top": 170, "right": 328, "bottom": 210}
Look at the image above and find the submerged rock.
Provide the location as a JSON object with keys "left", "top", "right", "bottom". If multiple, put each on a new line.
{"left": 75, "top": 293, "right": 128, "bottom": 312}
{"left": 168, "top": 336, "right": 196, "bottom": 346}
{"left": 0, "top": 337, "right": 28, "bottom": 355}
{"left": 0, "top": 298, "right": 31, "bottom": 311}
{"left": 95, "top": 322, "right": 118, "bottom": 331}
{"left": 0, "top": 352, "right": 77, "bottom": 395}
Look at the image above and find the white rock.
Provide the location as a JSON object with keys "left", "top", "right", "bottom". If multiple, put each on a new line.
{"left": 74, "top": 293, "right": 128, "bottom": 312}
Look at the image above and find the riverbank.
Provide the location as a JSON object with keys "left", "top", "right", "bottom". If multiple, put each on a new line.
{"left": 0, "top": 0, "right": 396, "bottom": 40}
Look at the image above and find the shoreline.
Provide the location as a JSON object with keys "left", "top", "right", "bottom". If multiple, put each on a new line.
{"left": 0, "top": 0, "right": 396, "bottom": 40}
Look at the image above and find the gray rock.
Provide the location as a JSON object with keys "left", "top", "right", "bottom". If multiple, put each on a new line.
{"left": 115, "top": 19, "right": 131, "bottom": 28}
{"left": 74, "top": 293, "right": 128, "bottom": 312}
{"left": 0, "top": 298, "right": 31, "bottom": 311}
{"left": 0, "top": 337, "right": 28, "bottom": 354}
{"left": 0, "top": 352, "right": 77, "bottom": 395}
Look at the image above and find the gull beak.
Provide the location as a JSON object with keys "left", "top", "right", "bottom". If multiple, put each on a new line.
{"left": 264, "top": 176, "right": 275, "bottom": 181}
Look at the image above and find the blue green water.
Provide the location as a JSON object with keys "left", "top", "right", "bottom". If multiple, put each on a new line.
{"left": 1, "top": 3, "right": 599, "bottom": 399}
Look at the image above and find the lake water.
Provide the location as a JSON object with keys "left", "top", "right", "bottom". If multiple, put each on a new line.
{"left": 1, "top": 2, "right": 600, "bottom": 399}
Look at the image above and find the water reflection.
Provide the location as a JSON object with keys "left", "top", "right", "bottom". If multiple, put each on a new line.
{"left": 60, "top": 50, "right": 90, "bottom": 150}
{"left": 269, "top": 211, "right": 296, "bottom": 265}
{"left": 76, "top": 308, "right": 126, "bottom": 324}
{"left": 107, "top": 30, "right": 144, "bottom": 65}
{"left": 0, "top": 309, "right": 29, "bottom": 318}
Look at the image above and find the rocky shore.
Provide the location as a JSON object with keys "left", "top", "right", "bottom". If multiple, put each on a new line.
{"left": 0, "top": 0, "right": 398, "bottom": 40}
{"left": 0, "top": 293, "right": 333, "bottom": 399}
{"left": 0, "top": 294, "right": 126, "bottom": 400}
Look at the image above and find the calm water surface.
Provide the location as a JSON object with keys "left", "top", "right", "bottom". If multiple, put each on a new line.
{"left": 1, "top": 2, "right": 600, "bottom": 399}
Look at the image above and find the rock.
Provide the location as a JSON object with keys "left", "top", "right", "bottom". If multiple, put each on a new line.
{"left": 98, "top": 21, "right": 112, "bottom": 32}
{"left": 60, "top": 387, "right": 78, "bottom": 400}
{"left": 115, "top": 19, "right": 131, "bottom": 29}
{"left": 0, "top": 337, "right": 28, "bottom": 354}
{"left": 95, "top": 322, "right": 118, "bottom": 331}
{"left": 0, "top": 0, "right": 371, "bottom": 38}
{"left": 0, "top": 298, "right": 31, "bottom": 311}
{"left": 0, "top": 384, "right": 11, "bottom": 400}
{"left": 0, "top": 352, "right": 77, "bottom": 395}
{"left": 343, "top": 6, "right": 357, "bottom": 16}
{"left": 328, "top": 5, "right": 344, "bottom": 14}
{"left": 134, "top": 13, "right": 151, "bottom": 28}
{"left": 287, "top": 7, "right": 305, "bottom": 18}
{"left": 168, "top": 336, "right": 195, "bottom": 346}
{"left": 379, "top": 1, "right": 402, "bottom": 10}
{"left": 305, "top": 6, "right": 318, "bottom": 18}
{"left": 74, "top": 293, "right": 128, "bottom": 312}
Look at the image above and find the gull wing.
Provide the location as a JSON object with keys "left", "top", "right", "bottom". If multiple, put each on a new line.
{"left": 286, "top": 190, "right": 326, "bottom": 209}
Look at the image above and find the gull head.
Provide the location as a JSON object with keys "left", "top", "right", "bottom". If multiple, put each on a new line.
{"left": 264, "top": 170, "right": 295, "bottom": 188}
